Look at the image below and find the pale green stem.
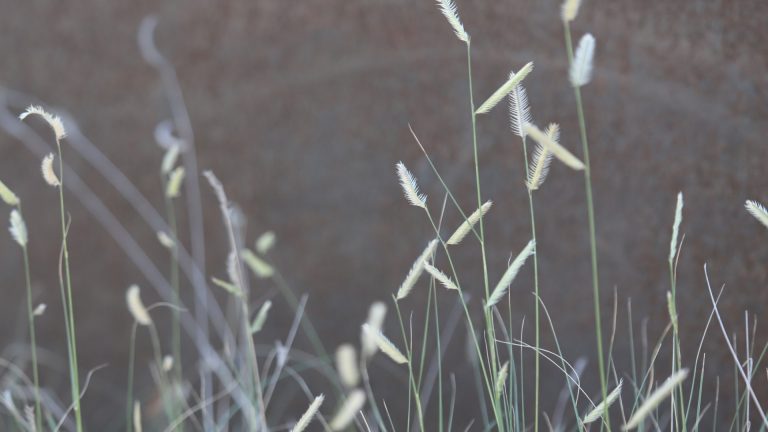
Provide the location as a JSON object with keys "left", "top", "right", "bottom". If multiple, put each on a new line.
{"left": 563, "top": 21, "right": 608, "bottom": 430}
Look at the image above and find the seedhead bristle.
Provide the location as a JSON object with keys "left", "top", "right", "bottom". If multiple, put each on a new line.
{"left": 526, "top": 124, "right": 558, "bottom": 190}
{"left": 570, "top": 33, "right": 595, "bottom": 87}
{"left": 396, "top": 161, "right": 427, "bottom": 209}
{"left": 561, "top": 0, "right": 582, "bottom": 22}
{"left": 335, "top": 344, "right": 360, "bottom": 388}
{"left": 476, "top": 62, "right": 534, "bottom": 114}
{"left": 362, "top": 323, "right": 408, "bottom": 364}
{"left": 362, "top": 301, "right": 387, "bottom": 359}
{"left": 487, "top": 239, "right": 536, "bottom": 308}
{"left": 623, "top": 369, "right": 689, "bottom": 430}
{"left": 250, "top": 300, "right": 272, "bottom": 334}
{"left": 292, "top": 394, "right": 325, "bottom": 432}
{"left": 19, "top": 105, "right": 67, "bottom": 141}
{"left": 126, "top": 285, "right": 152, "bottom": 326}
{"left": 0, "top": 180, "right": 19, "bottom": 206}
{"left": 583, "top": 380, "right": 623, "bottom": 423}
{"left": 8, "top": 210, "right": 27, "bottom": 247}
{"left": 669, "top": 192, "right": 684, "bottom": 262}
{"left": 523, "top": 123, "right": 585, "bottom": 170}
{"left": 745, "top": 200, "right": 768, "bottom": 229}
{"left": 435, "top": 0, "right": 469, "bottom": 43}
{"left": 509, "top": 84, "right": 532, "bottom": 138}
{"left": 424, "top": 262, "right": 459, "bottom": 291}
{"left": 41, "top": 153, "right": 60, "bottom": 187}
{"left": 396, "top": 239, "right": 438, "bottom": 300}
{"left": 329, "top": 389, "right": 366, "bottom": 431}
{"left": 446, "top": 201, "right": 492, "bottom": 245}
{"left": 165, "top": 166, "right": 185, "bottom": 198}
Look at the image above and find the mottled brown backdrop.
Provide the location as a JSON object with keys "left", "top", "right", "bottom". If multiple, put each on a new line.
{"left": 1, "top": 0, "right": 767, "bottom": 429}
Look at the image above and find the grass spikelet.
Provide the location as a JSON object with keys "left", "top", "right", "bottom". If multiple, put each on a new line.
{"left": 435, "top": 0, "right": 468, "bottom": 43}
{"left": 523, "top": 123, "right": 585, "bottom": 170}
{"left": 622, "top": 369, "right": 689, "bottom": 430}
{"left": 745, "top": 200, "right": 768, "bottom": 229}
{"left": 292, "top": 394, "right": 325, "bottom": 432}
{"left": 424, "top": 262, "right": 458, "bottom": 291}
{"left": 33, "top": 304, "right": 46, "bottom": 317}
{"left": 396, "top": 239, "right": 438, "bottom": 300}
{"left": 487, "top": 239, "right": 535, "bottom": 308}
{"left": 156, "top": 231, "right": 175, "bottom": 249}
{"left": 241, "top": 248, "right": 275, "bottom": 278}
{"left": 19, "top": 105, "right": 67, "bottom": 141}
{"left": 9, "top": 209, "right": 27, "bottom": 247}
{"left": 126, "top": 285, "right": 152, "bottom": 326}
{"left": 446, "top": 201, "right": 492, "bottom": 245}
{"left": 0, "top": 180, "right": 19, "bottom": 206}
{"left": 165, "top": 166, "right": 185, "bottom": 198}
{"left": 361, "top": 323, "right": 408, "bottom": 364}
{"left": 329, "top": 389, "right": 366, "bottom": 431}
{"left": 250, "top": 300, "right": 272, "bottom": 334}
{"left": 561, "top": 0, "right": 582, "bottom": 22}
{"left": 570, "top": 33, "right": 595, "bottom": 87}
{"left": 160, "top": 145, "right": 180, "bottom": 175}
{"left": 583, "top": 379, "right": 623, "bottom": 423}
{"left": 509, "top": 84, "right": 532, "bottom": 138}
{"left": 362, "top": 302, "right": 387, "bottom": 358}
{"left": 256, "top": 230, "right": 276, "bottom": 254}
{"left": 396, "top": 161, "right": 427, "bottom": 209}
{"left": 494, "top": 361, "right": 509, "bottom": 401}
{"left": 476, "top": 62, "right": 534, "bottom": 114}
{"left": 41, "top": 153, "right": 60, "bottom": 187}
{"left": 669, "top": 192, "right": 684, "bottom": 262}
{"left": 526, "top": 124, "right": 558, "bottom": 190}
{"left": 211, "top": 277, "right": 243, "bottom": 297}
{"left": 335, "top": 344, "right": 360, "bottom": 388}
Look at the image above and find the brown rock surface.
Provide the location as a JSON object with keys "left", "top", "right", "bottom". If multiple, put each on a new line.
{"left": 0, "top": 0, "right": 766, "bottom": 429}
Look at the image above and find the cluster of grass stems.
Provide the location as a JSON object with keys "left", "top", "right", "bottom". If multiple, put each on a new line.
{"left": 0, "top": 1, "right": 767, "bottom": 431}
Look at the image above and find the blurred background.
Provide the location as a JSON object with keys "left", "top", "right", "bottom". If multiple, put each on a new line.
{"left": 0, "top": 0, "right": 767, "bottom": 429}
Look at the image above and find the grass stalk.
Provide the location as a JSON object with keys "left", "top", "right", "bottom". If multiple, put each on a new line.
{"left": 563, "top": 21, "right": 609, "bottom": 429}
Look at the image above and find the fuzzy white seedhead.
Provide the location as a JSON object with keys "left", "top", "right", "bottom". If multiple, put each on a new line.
{"left": 561, "top": 0, "right": 582, "bottom": 22}
{"left": 9, "top": 210, "right": 27, "bottom": 247}
{"left": 424, "top": 262, "right": 459, "bottom": 291}
{"left": 509, "top": 84, "right": 532, "bottom": 138}
{"left": 570, "top": 33, "right": 595, "bottom": 87}
{"left": 126, "top": 285, "right": 152, "bottom": 326}
{"left": 487, "top": 239, "right": 536, "bottom": 308}
{"left": 256, "top": 230, "right": 276, "bottom": 254}
{"left": 436, "top": 0, "right": 469, "bottom": 43}
{"left": 526, "top": 124, "right": 559, "bottom": 190}
{"left": 165, "top": 166, "right": 185, "bottom": 198}
{"left": 19, "top": 105, "right": 67, "bottom": 141}
{"left": 335, "top": 344, "right": 360, "bottom": 388}
{"left": 292, "top": 394, "right": 325, "bottom": 432}
{"left": 362, "top": 324, "right": 408, "bottom": 364}
{"left": 161, "top": 145, "right": 180, "bottom": 175}
{"left": 329, "top": 389, "right": 366, "bottom": 431}
{"left": 523, "top": 123, "right": 585, "bottom": 170}
{"left": 0, "top": 180, "right": 19, "bottom": 206}
{"left": 583, "top": 380, "right": 623, "bottom": 423}
{"left": 623, "top": 369, "right": 688, "bottom": 430}
{"left": 476, "top": 62, "right": 534, "bottom": 114}
{"left": 396, "top": 162, "right": 427, "bottom": 208}
{"left": 33, "top": 303, "right": 47, "bottom": 317}
{"left": 669, "top": 192, "right": 684, "bottom": 262}
{"left": 41, "top": 153, "right": 60, "bottom": 187}
{"left": 362, "top": 301, "right": 387, "bottom": 358}
{"left": 396, "top": 239, "right": 438, "bottom": 300}
{"left": 447, "top": 201, "right": 492, "bottom": 245}
{"left": 745, "top": 200, "right": 768, "bottom": 229}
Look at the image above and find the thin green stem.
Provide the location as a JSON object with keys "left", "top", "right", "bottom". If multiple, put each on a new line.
{"left": 19, "top": 205, "right": 42, "bottom": 432}
{"left": 465, "top": 39, "right": 502, "bottom": 431}
{"left": 56, "top": 140, "right": 84, "bottom": 432}
{"left": 394, "top": 300, "right": 426, "bottom": 432}
{"left": 163, "top": 191, "right": 183, "bottom": 389}
{"left": 563, "top": 21, "right": 608, "bottom": 430}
